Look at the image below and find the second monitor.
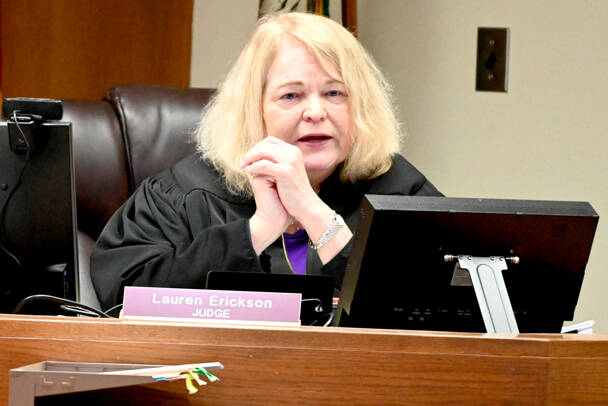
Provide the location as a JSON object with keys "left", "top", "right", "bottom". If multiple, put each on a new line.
{"left": 338, "top": 195, "right": 599, "bottom": 333}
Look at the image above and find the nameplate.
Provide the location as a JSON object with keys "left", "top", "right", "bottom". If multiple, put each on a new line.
{"left": 122, "top": 286, "right": 302, "bottom": 326}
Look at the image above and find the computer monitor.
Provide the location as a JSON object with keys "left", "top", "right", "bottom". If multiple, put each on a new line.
{"left": 338, "top": 195, "right": 598, "bottom": 333}
{"left": 0, "top": 101, "right": 78, "bottom": 314}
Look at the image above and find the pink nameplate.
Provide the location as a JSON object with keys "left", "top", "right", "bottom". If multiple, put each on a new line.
{"left": 123, "top": 286, "right": 301, "bottom": 326}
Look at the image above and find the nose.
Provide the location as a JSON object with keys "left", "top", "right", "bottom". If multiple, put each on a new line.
{"left": 302, "top": 95, "right": 327, "bottom": 122}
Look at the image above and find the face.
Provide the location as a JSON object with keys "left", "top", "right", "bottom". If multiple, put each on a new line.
{"left": 262, "top": 38, "right": 351, "bottom": 188}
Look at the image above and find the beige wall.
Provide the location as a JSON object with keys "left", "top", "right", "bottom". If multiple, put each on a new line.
{"left": 190, "top": 0, "right": 342, "bottom": 88}
{"left": 190, "top": 0, "right": 608, "bottom": 332}
{"left": 190, "top": 0, "right": 258, "bottom": 89}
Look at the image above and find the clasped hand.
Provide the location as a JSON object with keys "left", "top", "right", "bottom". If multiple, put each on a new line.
{"left": 241, "top": 136, "right": 329, "bottom": 255}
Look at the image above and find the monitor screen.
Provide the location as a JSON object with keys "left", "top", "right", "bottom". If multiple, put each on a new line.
{"left": 338, "top": 195, "right": 599, "bottom": 333}
{"left": 0, "top": 116, "right": 78, "bottom": 314}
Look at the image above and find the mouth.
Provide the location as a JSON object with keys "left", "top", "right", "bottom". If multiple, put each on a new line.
{"left": 297, "top": 134, "right": 332, "bottom": 143}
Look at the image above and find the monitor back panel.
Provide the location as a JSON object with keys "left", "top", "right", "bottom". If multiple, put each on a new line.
{"left": 339, "top": 195, "right": 599, "bottom": 333}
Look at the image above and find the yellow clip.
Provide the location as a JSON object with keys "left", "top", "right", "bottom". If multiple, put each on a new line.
{"left": 185, "top": 374, "right": 198, "bottom": 395}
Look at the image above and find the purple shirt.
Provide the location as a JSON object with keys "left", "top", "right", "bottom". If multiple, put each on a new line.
{"left": 283, "top": 230, "right": 308, "bottom": 275}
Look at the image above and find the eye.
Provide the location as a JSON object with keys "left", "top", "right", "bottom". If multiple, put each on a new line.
{"left": 280, "top": 92, "right": 299, "bottom": 101}
{"left": 325, "top": 89, "right": 347, "bottom": 104}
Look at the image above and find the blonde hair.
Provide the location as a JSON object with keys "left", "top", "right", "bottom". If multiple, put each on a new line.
{"left": 195, "top": 12, "right": 401, "bottom": 196}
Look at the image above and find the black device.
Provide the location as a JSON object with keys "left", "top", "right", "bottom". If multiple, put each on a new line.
{"left": 206, "top": 271, "right": 335, "bottom": 326}
{"left": 2, "top": 97, "right": 63, "bottom": 121}
{"left": 338, "top": 195, "right": 598, "bottom": 333}
{"left": 0, "top": 98, "right": 79, "bottom": 314}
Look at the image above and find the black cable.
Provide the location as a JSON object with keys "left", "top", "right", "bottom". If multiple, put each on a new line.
{"left": 301, "top": 297, "right": 324, "bottom": 313}
{"left": 104, "top": 303, "right": 124, "bottom": 318}
{"left": 0, "top": 111, "right": 32, "bottom": 268}
{"left": 13, "top": 294, "right": 113, "bottom": 318}
{"left": 306, "top": 312, "right": 334, "bottom": 327}
{"left": 60, "top": 304, "right": 102, "bottom": 317}
{"left": 322, "top": 311, "right": 335, "bottom": 327}
{"left": 301, "top": 298, "right": 334, "bottom": 326}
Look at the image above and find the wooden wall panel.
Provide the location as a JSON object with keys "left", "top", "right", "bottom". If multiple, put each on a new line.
{"left": 1, "top": 0, "right": 193, "bottom": 101}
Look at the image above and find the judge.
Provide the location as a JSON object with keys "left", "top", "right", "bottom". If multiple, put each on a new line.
{"left": 91, "top": 12, "right": 441, "bottom": 310}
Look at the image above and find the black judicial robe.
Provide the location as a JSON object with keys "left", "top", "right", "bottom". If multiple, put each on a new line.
{"left": 90, "top": 154, "right": 441, "bottom": 309}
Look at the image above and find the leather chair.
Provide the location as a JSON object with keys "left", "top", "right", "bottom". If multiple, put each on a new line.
{"left": 62, "top": 84, "right": 214, "bottom": 310}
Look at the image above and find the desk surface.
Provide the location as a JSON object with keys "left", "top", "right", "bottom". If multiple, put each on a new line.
{"left": 2, "top": 314, "right": 608, "bottom": 405}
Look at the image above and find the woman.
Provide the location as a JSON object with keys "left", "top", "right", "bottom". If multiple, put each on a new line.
{"left": 91, "top": 12, "right": 441, "bottom": 310}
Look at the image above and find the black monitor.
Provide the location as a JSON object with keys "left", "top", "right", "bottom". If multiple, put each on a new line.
{"left": 0, "top": 99, "right": 78, "bottom": 314}
{"left": 338, "top": 195, "right": 599, "bottom": 333}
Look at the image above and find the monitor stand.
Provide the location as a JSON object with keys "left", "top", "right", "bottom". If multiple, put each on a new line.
{"left": 446, "top": 255, "right": 519, "bottom": 333}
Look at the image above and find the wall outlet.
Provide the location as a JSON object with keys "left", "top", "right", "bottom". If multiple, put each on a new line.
{"left": 476, "top": 27, "right": 509, "bottom": 92}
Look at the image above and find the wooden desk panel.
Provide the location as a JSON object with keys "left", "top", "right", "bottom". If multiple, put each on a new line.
{"left": 1, "top": 315, "right": 608, "bottom": 405}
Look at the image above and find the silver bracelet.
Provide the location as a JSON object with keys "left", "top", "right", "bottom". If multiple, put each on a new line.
{"left": 309, "top": 211, "right": 345, "bottom": 250}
